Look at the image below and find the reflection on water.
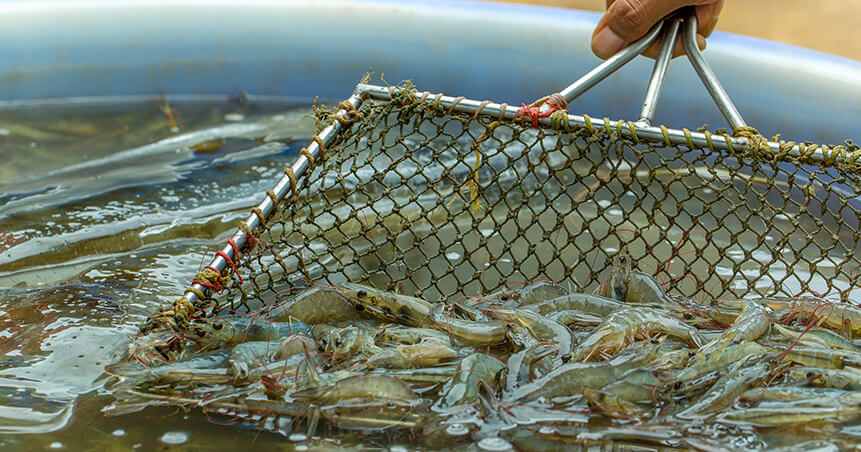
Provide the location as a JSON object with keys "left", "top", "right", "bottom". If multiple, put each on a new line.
{"left": 0, "top": 97, "right": 316, "bottom": 446}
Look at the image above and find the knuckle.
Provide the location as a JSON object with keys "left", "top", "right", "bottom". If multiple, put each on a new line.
{"left": 608, "top": 0, "right": 651, "bottom": 38}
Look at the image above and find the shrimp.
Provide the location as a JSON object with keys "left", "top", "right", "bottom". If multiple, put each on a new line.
{"left": 583, "top": 387, "right": 648, "bottom": 419}
{"left": 778, "top": 346, "right": 861, "bottom": 370}
{"left": 501, "top": 344, "right": 556, "bottom": 396}
{"left": 546, "top": 309, "right": 603, "bottom": 327}
{"left": 228, "top": 340, "right": 283, "bottom": 379}
{"left": 338, "top": 282, "right": 431, "bottom": 326}
{"left": 595, "top": 253, "right": 673, "bottom": 304}
{"left": 783, "top": 366, "right": 861, "bottom": 390}
{"left": 106, "top": 349, "right": 231, "bottom": 386}
{"left": 186, "top": 315, "right": 311, "bottom": 351}
{"left": 676, "top": 359, "right": 772, "bottom": 419}
{"left": 600, "top": 367, "right": 666, "bottom": 404}
{"left": 719, "top": 404, "right": 861, "bottom": 427}
{"left": 512, "top": 341, "right": 661, "bottom": 402}
{"left": 485, "top": 281, "right": 568, "bottom": 307}
{"left": 374, "top": 325, "right": 450, "bottom": 345}
{"left": 571, "top": 307, "right": 705, "bottom": 361}
{"left": 427, "top": 303, "right": 507, "bottom": 346}
{"left": 675, "top": 341, "right": 772, "bottom": 382}
{"left": 490, "top": 308, "right": 573, "bottom": 359}
{"left": 438, "top": 353, "right": 505, "bottom": 408}
{"left": 525, "top": 293, "right": 624, "bottom": 317}
{"left": 290, "top": 374, "right": 417, "bottom": 405}
{"left": 266, "top": 286, "right": 364, "bottom": 324}
{"left": 311, "top": 324, "right": 381, "bottom": 357}
{"left": 759, "top": 297, "right": 861, "bottom": 338}
{"left": 699, "top": 300, "right": 772, "bottom": 355}
{"left": 741, "top": 385, "right": 847, "bottom": 402}
{"left": 772, "top": 324, "right": 859, "bottom": 351}
{"left": 366, "top": 339, "right": 458, "bottom": 369}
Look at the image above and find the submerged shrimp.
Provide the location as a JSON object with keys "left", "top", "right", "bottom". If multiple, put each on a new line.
{"left": 571, "top": 307, "right": 705, "bottom": 361}
{"left": 291, "top": 374, "right": 417, "bottom": 405}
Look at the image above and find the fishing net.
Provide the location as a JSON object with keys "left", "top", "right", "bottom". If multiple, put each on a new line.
{"left": 146, "top": 78, "right": 861, "bottom": 330}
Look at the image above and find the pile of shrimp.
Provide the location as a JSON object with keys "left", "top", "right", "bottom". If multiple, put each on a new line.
{"left": 106, "top": 259, "right": 861, "bottom": 451}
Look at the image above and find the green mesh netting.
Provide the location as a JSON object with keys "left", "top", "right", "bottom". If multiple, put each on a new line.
{"left": 201, "top": 89, "right": 861, "bottom": 316}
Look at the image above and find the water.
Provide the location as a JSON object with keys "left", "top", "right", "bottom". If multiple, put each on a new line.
{"left": 0, "top": 97, "right": 324, "bottom": 450}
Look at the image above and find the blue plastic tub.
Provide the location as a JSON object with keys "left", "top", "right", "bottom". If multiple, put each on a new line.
{"left": 0, "top": 0, "right": 857, "bottom": 144}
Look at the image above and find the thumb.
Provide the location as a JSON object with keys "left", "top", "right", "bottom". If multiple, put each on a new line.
{"left": 592, "top": 0, "right": 686, "bottom": 59}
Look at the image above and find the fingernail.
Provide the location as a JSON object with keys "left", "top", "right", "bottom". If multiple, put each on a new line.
{"left": 592, "top": 27, "right": 625, "bottom": 59}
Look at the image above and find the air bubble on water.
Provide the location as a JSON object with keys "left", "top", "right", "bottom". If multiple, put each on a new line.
{"left": 390, "top": 447, "right": 409, "bottom": 452}
{"left": 295, "top": 446, "right": 309, "bottom": 452}
{"left": 112, "top": 429, "right": 126, "bottom": 437}
{"left": 224, "top": 113, "right": 245, "bottom": 122}
{"left": 445, "top": 423, "right": 469, "bottom": 436}
{"left": 477, "top": 437, "right": 513, "bottom": 451}
{"left": 159, "top": 431, "right": 189, "bottom": 445}
{"left": 49, "top": 442, "right": 63, "bottom": 449}
{"left": 288, "top": 433, "right": 308, "bottom": 442}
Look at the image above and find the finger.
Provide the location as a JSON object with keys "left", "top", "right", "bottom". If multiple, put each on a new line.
{"left": 640, "top": 32, "right": 705, "bottom": 59}
{"left": 695, "top": 0, "right": 724, "bottom": 38}
{"left": 592, "top": 0, "right": 684, "bottom": 59}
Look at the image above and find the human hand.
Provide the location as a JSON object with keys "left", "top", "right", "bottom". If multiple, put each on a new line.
{"left": 591, "top": 0, "right": 725, "bottom": 59}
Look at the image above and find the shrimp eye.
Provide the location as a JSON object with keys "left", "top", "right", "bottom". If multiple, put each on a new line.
{"left": 357, "top": 290, "right": 367, "bottom": 298}
{"left": 683, "top": 313, "right": 693, "bottom": 320}
{"left": 212, "top": 321, "right": 223, "bottom": 330}
{"left": 688, "top": 351, "right": 696, "bottom": 358}
{"left": 674, "top": 381, "right": 682, "bottom": 390}
{"left": 194, "top": 328, "right": 206, "bottom": 337}
{"left": 355, "top": 303, "right": 365, "bottom": 312}
{"left": 806, "top": 371, "right": 816, "bottom": 378}
{"left": 335, "top": 339, "right": 342, "bottom": 346}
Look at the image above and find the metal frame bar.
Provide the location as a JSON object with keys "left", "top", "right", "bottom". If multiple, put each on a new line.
{"left": 180, "top": 93, "right": 364, "bottom": 305}
{"left": 559, "top": 19, "right": 664, "bottom": 103}
{"left": 637, "top": 15, "right": 681, "bottom": 126}
{"left": 356, "top": 83, "right": 823, "bottom": 162}
{"left": 681, "top": 12, "right": 746, "bottom": 130}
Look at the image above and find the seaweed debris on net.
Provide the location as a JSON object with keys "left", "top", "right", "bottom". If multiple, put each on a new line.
{"left": 105, "top": 261, "right": 861, "bottom": 450}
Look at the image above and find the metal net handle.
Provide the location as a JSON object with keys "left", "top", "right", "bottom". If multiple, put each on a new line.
{"left": 537, "top": 8, "right": 745, "bottom": 130}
